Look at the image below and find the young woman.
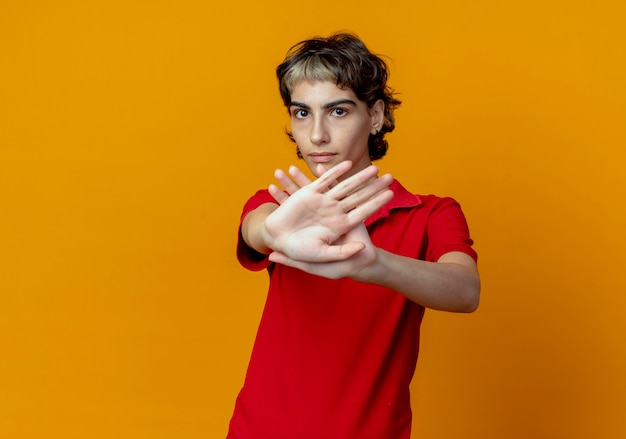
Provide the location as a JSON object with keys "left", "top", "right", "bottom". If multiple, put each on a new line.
{"left": 228, "top": 32, "right": 480, "bottom": 439}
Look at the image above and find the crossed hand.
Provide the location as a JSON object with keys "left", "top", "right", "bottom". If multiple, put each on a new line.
{"left": 263, "top": 161, "right": 394, "bottom": 279}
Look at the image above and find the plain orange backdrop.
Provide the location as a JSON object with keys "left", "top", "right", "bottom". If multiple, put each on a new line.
{"left": 1, "top": 1, "right": 625, "bottom": 438}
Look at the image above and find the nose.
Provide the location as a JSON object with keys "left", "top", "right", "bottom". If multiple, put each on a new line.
{"left": 310, "top": 116, "right": 329, "bottom": 146}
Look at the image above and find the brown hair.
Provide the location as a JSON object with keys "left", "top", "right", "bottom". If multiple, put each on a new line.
{"left": 276, "top": 32, "right": 401, "bottom": 161}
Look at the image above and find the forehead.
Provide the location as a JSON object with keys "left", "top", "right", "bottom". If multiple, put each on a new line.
{"left": 290, "top": 80, "right": 360, "bottom": 104}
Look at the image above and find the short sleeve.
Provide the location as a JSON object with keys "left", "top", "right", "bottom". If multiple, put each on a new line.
{"left": 236, "top": 189, "right": 278, "bottom": 271}
{"left": 425, "top": 197, "right": 477, "bottom": 263}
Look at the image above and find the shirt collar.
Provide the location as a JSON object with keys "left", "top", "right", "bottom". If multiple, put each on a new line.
{"left": 365, "top": 179, "right": 422, "bottom": 225}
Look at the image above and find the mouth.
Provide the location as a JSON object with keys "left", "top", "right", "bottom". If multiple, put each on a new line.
{"left": 308, "top": 152, "right": 338, "bottom": 163}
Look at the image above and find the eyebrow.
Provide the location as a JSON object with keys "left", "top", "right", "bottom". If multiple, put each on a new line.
{"left": 289, "top": 98, "right": 358, "bottom": 110}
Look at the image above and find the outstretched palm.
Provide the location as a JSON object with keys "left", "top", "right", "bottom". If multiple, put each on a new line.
{"left": 264, "top": 161, "right": 393, "bottom": 264}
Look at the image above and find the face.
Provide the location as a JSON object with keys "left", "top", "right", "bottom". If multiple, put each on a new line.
{"left": 289, "top": 80, "right": 384, "bottom": 179}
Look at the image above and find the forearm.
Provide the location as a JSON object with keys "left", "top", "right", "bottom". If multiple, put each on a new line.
{"left": 356, "top": 250, "right": 481, "bottom": 313}
{"left": 241, "top": 203, "right": 278, "bottom": 255}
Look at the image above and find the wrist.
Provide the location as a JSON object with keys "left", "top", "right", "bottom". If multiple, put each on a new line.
{"left": 259, "top": 220, "right": 276, "bottom": 253}
{"left": 352, "top": 246, "right": 387, "bottom": 285}
{"left": 242, "top": 203, "right": 279, "bottom": 255}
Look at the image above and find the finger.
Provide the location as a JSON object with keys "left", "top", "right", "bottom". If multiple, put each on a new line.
{"left": 326, "top": 165, "right": 381, "bottom": 199}
{"left": 268, "top": 184, "right": 289, "bottom": 204}
{"left": 269, "top": 241, "right": 365, "bottom": 264}
{"left": 339, "top": 173, "right": 393, "bottom": 212}
{"left": 268, "top": 255, "right": 350, "bottom": 280}
{"left": 274, "top": 168, "right": 300, "bottom": 195}
{"left": 346, "top": 188, "right": 395, "bottom": 224}
{"left": 311, "top": 160, "right": 353, "bottom": 191}
{"left": 288, "top": 165, "right": 313, "bottom": 187}
{"left": 269, "top": 253, "right": 329, "bottom": 276}
{"left": 317, "top": 164, "right": 344, "bottom": 191}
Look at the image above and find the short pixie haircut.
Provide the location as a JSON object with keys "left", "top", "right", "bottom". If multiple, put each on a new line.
{"left": 276, "top": 32, "right": 401, "bottom": 161}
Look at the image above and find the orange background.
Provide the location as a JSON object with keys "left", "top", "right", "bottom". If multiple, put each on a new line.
{"left": 1, "top": 1, "right": 625, "bottom": 438}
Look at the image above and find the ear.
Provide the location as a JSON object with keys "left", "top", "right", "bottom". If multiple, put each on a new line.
{"left": 370, "top": 99, "right": 385, "bottom": 134}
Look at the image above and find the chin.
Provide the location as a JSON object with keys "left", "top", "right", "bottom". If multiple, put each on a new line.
{"left": 310, "top": 161, "right": 338, "bottom": 178}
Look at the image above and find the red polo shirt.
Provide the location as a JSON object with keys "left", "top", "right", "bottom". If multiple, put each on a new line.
{"left": 228, "top": 180, "right": 477, "bottom": 439}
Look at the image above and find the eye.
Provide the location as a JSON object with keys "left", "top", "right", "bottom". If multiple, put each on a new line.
{"left": 292, "top": 108, "right": 308, "bottom": 119}
{"left": 331, "top": 107, "right": 347, "bottom": 117}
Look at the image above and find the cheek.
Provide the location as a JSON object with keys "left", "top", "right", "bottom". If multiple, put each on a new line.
{"left": 292, "top": 131, "right": 306, "bottom": 147}
{"left": 348, "top": 123, "right": 372, "bottom": 146}
{"left": 290, "top": 123, "right": 307, "bottom": 144}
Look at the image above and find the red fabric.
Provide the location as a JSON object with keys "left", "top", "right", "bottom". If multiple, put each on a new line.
{"left": 228, "top": 180, "right": 477, "bottom": 439}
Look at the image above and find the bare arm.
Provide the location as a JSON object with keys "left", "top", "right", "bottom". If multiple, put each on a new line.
{"left": 264, "top": 164, "right": 480, "bottom": 312}
{"left": 356, "top": 249, "right": 480, "bottom": 312}
{"left": 241, "top": 202, "right": 278, "bottom": 255}
{"left": 270, "top": 225, "right": 480, "bottom": 312}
